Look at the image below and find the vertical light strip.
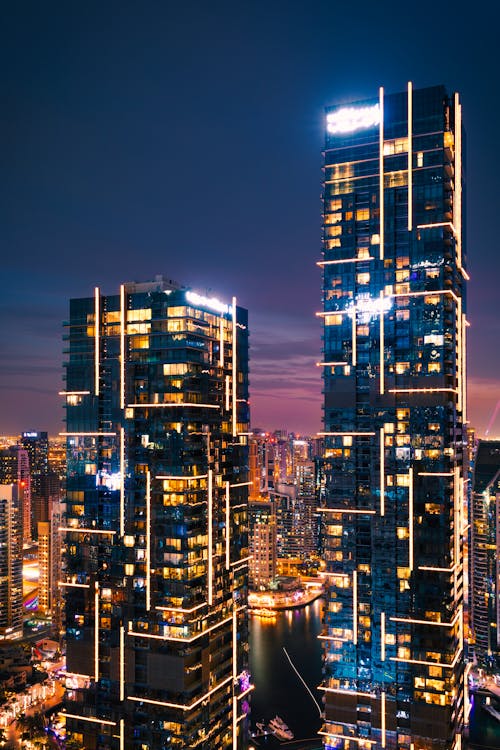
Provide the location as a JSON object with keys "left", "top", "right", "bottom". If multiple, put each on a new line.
{"left": 119, "top": 625, "right": 125, "bottom": 701}
{"left": 380, "top": 427, "right": 385, "bottom": 516}
{"left": 457, "top": 296, "right": 463, "bottom": 414}
{"left": 464, "top": 662, "right": 472, "bottom": 721}
{"left": 351, "top": 310, "right": 357, "bottom": 367}
{"left": 381, "top": 611, "right": 386, "bottom": 661}
{"left": 219, "top": 317, "right": 224, "bottom": 367}
{"left": 208, "top": 468, "right": 213, "bottom": 605}
{"left": 232, "top": 695, "right": 238, "bottom": 749}
{"left": 353, "top": 570, "right": 358, "bottom": 645}
{"left": 454, "top": 466, "right": 460, "bottom": 569}
{"left": 407, "top": 81, "right": 413, "bottom": 232}
{"left": 379, "top": 292, "right": 385, "bottom": 394}
{"left": 232, "top": 606, "right": 238, "bottom": 749}
{"left": 379, "top": 86, "right": 385, "bottom": 260}
{"left": 381, "top": 690, "right": 386, "bottom": 748}
{"left": 94, "top": 287, "right": 100, "bottom": 396}
{"left": 462, "top": 313, "right": 467, "bottom": 424}
{"left": 232, "top": 297, "right": 237, "bottom": 437}
{"left": 459, "top": 603, "right": 464, "bottom": 655}
{"left": 454, "top": 93, "right": 462, "bottom": 270}
{"left": 119, "top": 719, "right": 124, "bottom": 750}
{"left": 146, "top": 469, "right": 151, "bottom": 612}
{"left": 94, "top": 581, "right": 99, "bottom": 681}
{"left": 225, "top": 375, "right": 230, "bottom": 412}
{"left": 120, "top": 284, "right": 125, "bottom": 409}
{"left": 408, "top": 468, "right": 414, "bottom": 571}
{"left": 225, "top": 481, "right": 230, "bottom": 570}
{"left": 120, "top": 427, "right": 125, "bottom": 537}
{"left": 460, "top": 476, "right": 466, "bottom": 535}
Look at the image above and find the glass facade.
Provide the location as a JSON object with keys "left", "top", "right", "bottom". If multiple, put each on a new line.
{"left": 470, "top": 440, "right": 500, "bottom": 669}
{"left": 319, "top": 86, "right": 466, "bottom": 750}
{"left": 62, "top": 277, "right": 250, "bottom": 749}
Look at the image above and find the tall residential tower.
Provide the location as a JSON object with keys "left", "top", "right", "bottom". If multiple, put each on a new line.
{"left": 319, "top": 85, "right": 466, "bottom": 750}
{"left": 61, "top": 277, "right": 250, "bottom": 749}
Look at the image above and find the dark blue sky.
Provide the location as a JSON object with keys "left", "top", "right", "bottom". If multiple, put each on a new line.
{"left": 1, "top": 1, "right": 498, "bottom": 436}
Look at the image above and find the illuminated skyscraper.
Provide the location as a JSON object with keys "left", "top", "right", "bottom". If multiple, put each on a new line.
{"left": 21, "top": 430, "right": 49, "bottom": 538}
{"left": 0, "top": 445, "right": 31, "bottom": 541}
{"left": 62, "top": 277, "right": 250, "bottom": 749}
{"left": 318, "top": 85, "right": 466, "bottom": 749}
{"left": 0, "top": 484, "right": 23, "bottom": 641}
{"left": 470, "top": 440, "right": 500, "bottom": 667}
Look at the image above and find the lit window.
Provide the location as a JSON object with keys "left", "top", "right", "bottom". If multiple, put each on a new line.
{"left": 325, "top": 314, "right": 343, "bottom": 326}
{"left": 384, "top": 137, "right": 408, "bottom": 155}
{"left": 357, "top": 272, "right": 370, "bottom": 285}
{"left": 357, "top": 247, "right": 370, "bottom": 259}
{"left": 326, "top": 199, "right": 342, "bottom": 211}
{"left": 163, "top": 363, "right": 189, "bottom": 375}
{"left": 396, "top": 309, "right": 410, "bottom": 321}
{"left": 417, "top": 152, "right": 424, "bottom": 167}
{"left": 127, "top": 308, "right": 152, "bottom": 322}
{"left": 424, "top": 334, "right": 444, "bottom": 346}
{"left": 385, "top": 171, "right": 408, "bottom": 188}
{"left": 428, "top": 363, "right": 441, "bottom": 373}
{"left": 325, "top": 212, "right": 342, "bottom": 225}
{"left": 356, "top": 208, "right": 370, "bottom": 221}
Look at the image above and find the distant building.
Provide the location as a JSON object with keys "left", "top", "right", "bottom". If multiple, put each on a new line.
{"left": 249, "top": 499, "right": 277, "bottom": 589}
{"left": 37, "top": 497, "right": 63, "bottom": 625}
{"left": 471, "top": 440, "right": 500, "bottom": 667}
{"left": 21, "top": 431, "right": 49, "bottom": 538}
{"left": 0, "top": 445, "right": 31, "bottom": 541}
{"left": 0, "top": 484, "right": 23, "bottom": 640}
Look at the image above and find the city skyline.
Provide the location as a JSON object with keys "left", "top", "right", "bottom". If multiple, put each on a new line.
{"left": 1, "top": 2, "right": 499, "bottom": 437}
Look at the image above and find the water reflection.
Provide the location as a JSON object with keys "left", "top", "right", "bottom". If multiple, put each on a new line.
{"left": 249, "top": 600, "right": 500, "bottom": 749}
{"left": 249, "top": 599, "right": 324, "bottom": 742}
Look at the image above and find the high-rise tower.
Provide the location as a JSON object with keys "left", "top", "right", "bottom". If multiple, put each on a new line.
{"left": 61, "top": 277, "right": 250, "bottom": 749}
{"left": 0, "top": 484, "right": 23, "bottom": 640}
{"left": 318, "top": 86, "right": 466, "bottom": 749}
{"left": 470, "top": 440, "right": 500, "bottom": 668}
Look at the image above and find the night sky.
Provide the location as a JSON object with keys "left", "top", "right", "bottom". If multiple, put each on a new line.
{"left": 1, "top": 1, "right": 499, "bottom": 437}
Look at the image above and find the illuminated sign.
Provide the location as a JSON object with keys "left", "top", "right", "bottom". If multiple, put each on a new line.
{"left": 348, "top": 295, "right": 393, "bottom": 323}
{"left": 186, "top": 291, "right": 231, "bottom": 316}
{"left": 326, "top": 104, "right": 380, "bottom": 135}
{"left": 22, "top": 432, "right": 40, "bottom": 438}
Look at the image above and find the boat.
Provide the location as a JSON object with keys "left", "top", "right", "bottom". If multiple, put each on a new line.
{"left": 269, "top": 715, "right": 294, "bottom": 740}
{"left": 250, "top": 608, "right": 276, "bottom": 619}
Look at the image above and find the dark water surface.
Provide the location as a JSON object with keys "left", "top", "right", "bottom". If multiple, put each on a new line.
{"left": 249, "top": 600, "right": 500, "bottom": 749}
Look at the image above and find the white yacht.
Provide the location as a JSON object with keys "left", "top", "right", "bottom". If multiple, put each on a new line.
{"left": 268, "top": 715, "right": 294, "bottom": 740}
